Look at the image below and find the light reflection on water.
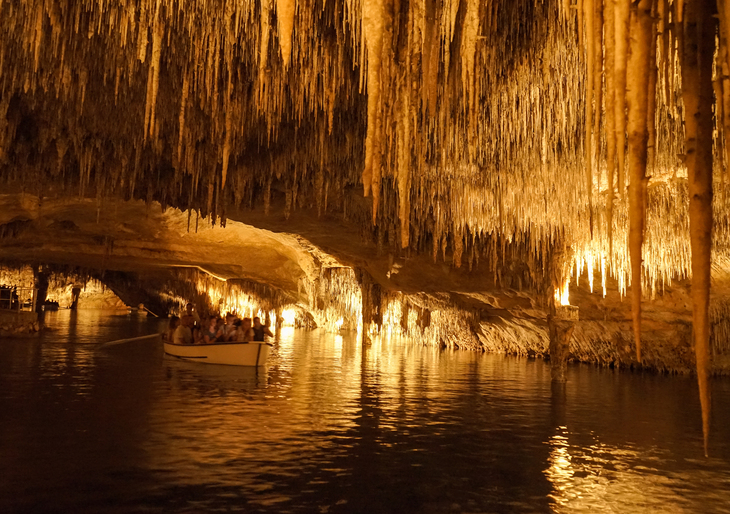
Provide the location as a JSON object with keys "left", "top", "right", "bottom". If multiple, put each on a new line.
{"left": 0, "top": 310, "right": 729, "bottom": 513}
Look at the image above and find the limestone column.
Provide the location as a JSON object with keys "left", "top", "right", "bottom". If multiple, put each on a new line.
{"left": 548, "top": 305, "right": 578, "bottom": 383}
{"left": 274, "top": 307, "right": 283, "bottom": 332}
{"left": 33, "top": 265, "right": 48, "bottom": 315}
{"left": 355, "top": 268, "right": 382, "bottom": 346}
{"left": 546, "top": 246, "right": 577, "bottom": 383}
{"left": 70, "top": 285, "right": 81, "bottom": 310}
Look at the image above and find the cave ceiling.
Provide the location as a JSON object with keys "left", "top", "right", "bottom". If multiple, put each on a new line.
{"left": 1, "top": 0, "right": 729, "bottom": 325}
{"left": 0, "top": 0, "right": 727, "bottom": 303}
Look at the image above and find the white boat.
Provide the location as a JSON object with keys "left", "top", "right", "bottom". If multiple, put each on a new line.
{"left": 163, "top": 341, "right": 272, "bottom": 366}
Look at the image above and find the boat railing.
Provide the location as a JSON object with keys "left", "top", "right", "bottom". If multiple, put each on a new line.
{"left": 0, "top": 287, "right": 38, "bottom": 312}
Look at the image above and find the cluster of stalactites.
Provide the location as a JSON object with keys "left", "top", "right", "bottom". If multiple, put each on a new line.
{"left": 177, "top": 267, "right": 294, "bottom": 316}
{"left": 356, "top": 0, "right": 576, "bottom": 246}
{"left": 302, "top": 265, "right": 479, "bottom": 348}
{"left": 575, "top": 0, "right": 717, "bottom": 455}
{"left": 2, "top": 0, "right": 730, "bottom": 312}
{"left": 0, "top": 0, "right": 362, "bottom": 213}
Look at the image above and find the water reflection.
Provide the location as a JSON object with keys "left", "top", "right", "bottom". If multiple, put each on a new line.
{"left": 0, "top": 313, "right": 729, "bottom": 513}
{"left": 545, "top": 366, "right": 730, "bottom": 513}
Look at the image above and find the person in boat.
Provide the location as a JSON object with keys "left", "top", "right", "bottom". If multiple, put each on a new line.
{"left": 223, "top": 313, "right": 238, "bottom": 341}
{"left": 174, "top": 315, "right": 195, "bottom": 345}
{"left": 165, "top": 316, "right": 180, "bottom": 343}
{"left": 202, "top": 316, "right": 220, "bottom": 345}
{"left": 237, "top": 318, "right": 255, "bottom": 342}
{"left": 185, "top": 302, "right": 201, "bottom": 327}
{"left": 252, "top": 316, "right": 274, "bottom": 341}
{"left": 215, "top": 317, "right": 226, "bottom": 337}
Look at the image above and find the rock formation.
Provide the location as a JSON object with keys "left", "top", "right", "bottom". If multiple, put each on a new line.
{"left": 1, "top": 0, "right": 730, "bottom": 452}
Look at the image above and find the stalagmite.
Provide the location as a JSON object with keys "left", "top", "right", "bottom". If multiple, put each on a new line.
{"left": 626, "top": 0, "right": 652, "bottom": 362}
{"left": 683, "top": 0, "right": 714, "bottom": 457}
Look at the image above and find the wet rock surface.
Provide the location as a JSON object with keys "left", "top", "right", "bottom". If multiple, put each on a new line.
{"left": 2, "top": 192, "right": 729, "bottom": 374}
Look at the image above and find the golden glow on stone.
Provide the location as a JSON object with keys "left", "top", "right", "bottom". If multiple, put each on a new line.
{"left": 555, "top": 280, "right": 570, "bottom": 307}
{"left": 281, "top": 308, "right": 297, "bottom": 326}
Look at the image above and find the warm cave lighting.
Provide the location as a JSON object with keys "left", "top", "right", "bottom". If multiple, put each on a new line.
{"left": 586, "top": 253, "right": 595, "bottom": 293}
{"left": 280, "top": 308, "right": 297, "bottom": 326}
{"left": 334, "top": 317, "right": 344, "bottom": 331}
{"left": 555, "top": 281, "right": 570, "bottom": 307}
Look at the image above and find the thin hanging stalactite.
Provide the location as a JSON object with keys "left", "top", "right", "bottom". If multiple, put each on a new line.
{"left": 362, "top": 0, "right": 386, "bottom": 224}
{"left": 646, "top": 0, "right": 658, "bottom": 176}
{"left": 719, "top": 0, "right": 730, "bottom": 193}
{"left": 682, "top": 0, "right": 714, "bottom": 458}
{"left": 614, "top": 0, "right": 630, "bottom": 202}
{"left": 605, "top": 0, "right": 617, "bottom": 255}
{"left": 585, "top": 0, "right": 595, "bottom": 236}
{"left": 593, "top": 0, "right": 604, "bottom": 200}
{"left": 626, "top": 0, "right": 652, "bottom": 362}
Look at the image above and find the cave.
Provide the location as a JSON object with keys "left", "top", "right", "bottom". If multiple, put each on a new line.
{"left": 1, "top": 0, "right": 730, "bottom": 511}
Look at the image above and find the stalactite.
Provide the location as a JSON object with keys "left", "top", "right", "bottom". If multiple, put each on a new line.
{"left": 177, "top": 69, "right": 189, "bottom": 167}
{"left": 683, "top": 0, "right": 714, "bottom": 457}
{"left": 222, "top": 77, "right": 233, "bottom": 189}
{"left": 614, "top": 0, "right": 629, "bottom": 202}
{"left": 626, "top": 0, "right": 652, "bottom": 362}
{"left": 719, "top": 0, "right": 730, "bottom": 190}
{"left": 722, "top": 43, "right": 730, "bottom": 192}
{"left": 137, "top": 10, "right": 148, "bottom": 64}
{"left": 584, "top": 0, "right": 595, "bottom": 233}
{"left": 275, "top": 0, "right": 296, "bottom": 69}
{"left": 462, "top": 0, "right": 479, "bottom": 161}
{"left": 646, "top": 0, "right": 658, "bottom": 175}
{"left": 605, "top": 0, "right": 617, "bottom": 254}
{"left": 362, "top": 0, "right": 386, "bottom": 222}
{"left": 423, "top": 0, "right": 439, "bottom": 117}
{"left": 259, "top": 0, "right": 272, "bottom": 112}
{"left": 658, "top": 0, "right": 669, "bottom": 103}
{"left": 144, "top": 15, "right": 163, "bottom": 142}
{"left": 593, "top": 0, "right": 603, "bottom": 160}
{"left": 397, "top": 26, "right": 412, "bottom": 248}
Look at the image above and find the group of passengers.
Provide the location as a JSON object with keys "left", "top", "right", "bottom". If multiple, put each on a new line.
{"left": 166, "top": 303, "right": 273, "bottom": 345}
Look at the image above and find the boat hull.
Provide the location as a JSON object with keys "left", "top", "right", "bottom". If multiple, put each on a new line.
{"left": 164, "top": 341, "right": 272, "bottom": 366}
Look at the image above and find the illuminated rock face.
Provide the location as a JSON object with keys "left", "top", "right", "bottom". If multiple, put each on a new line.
{"left": 0, "top": 2, "right": 729, "bottom": 388}
{"left": 0, "top": 190, "right": 727, "bottom": 374}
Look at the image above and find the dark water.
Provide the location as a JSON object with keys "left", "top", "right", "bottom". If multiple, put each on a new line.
{"left": 1, "top": 310, "right": 730, "bottom": 513}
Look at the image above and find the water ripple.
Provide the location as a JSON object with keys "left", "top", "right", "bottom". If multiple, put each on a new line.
{"left": 0, "top": 311, "right": 729, "bottom": 513}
